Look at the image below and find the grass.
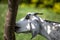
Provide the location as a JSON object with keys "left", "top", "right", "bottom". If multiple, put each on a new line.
{"left": 0, "top": 3, "right": 60, "bottom": 40}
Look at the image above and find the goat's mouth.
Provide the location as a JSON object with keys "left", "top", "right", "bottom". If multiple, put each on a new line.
{"left": 14, "top": 26, "right": 20, "bottom": 32}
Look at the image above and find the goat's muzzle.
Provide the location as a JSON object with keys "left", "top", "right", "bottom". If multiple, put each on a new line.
{"left": 14, "top": 25, "right": 20, "bottom": 32}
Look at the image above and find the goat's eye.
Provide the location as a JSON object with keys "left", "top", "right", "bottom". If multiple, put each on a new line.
{"left": 28, "top": 14, "right": 31, "bottom": 15}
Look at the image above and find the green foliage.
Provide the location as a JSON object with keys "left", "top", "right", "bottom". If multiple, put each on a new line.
{"left": 1, "top": 0, "right": 8, "bottom": 3}
{"left": 53, "top": 3, "right": 60, "bottom": 14}
{"left": 31, "top": 0, "right": 38, "bottom": 3}
{"left": 43, "top": 0, "right": 54, "bottom": 5}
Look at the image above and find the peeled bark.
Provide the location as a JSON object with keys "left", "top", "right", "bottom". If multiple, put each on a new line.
{"left": 4, "top": 0, "right": 18, "bottom": 40}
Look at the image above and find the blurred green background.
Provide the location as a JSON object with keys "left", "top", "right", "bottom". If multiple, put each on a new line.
{"left": 0, "top": 0, "right": 60, "bottom": 40}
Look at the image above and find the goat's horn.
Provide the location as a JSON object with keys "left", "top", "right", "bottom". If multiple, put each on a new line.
{"left": 34, "top": 13, "right": 43, "bottom": 15}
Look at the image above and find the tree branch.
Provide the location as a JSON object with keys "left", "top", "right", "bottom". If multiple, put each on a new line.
{"left": 4, "top": 0, "right": 18, "bottom": 40}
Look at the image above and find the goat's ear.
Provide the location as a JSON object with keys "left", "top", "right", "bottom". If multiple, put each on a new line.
{"left": 34, "top": 13, "right": 43, "bottom": 15}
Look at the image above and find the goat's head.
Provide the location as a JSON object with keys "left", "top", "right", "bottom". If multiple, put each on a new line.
{"left": 15, "top": 12, "right": 43, "bottom": 33}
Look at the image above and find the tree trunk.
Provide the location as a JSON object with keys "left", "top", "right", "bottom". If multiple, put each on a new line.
{"left": 4, "top": 0, "right": 18, "bottom": 40}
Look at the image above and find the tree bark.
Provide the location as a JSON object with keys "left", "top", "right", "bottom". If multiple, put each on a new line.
{"left": 4, "top": 0, "right": 18, "bottom": 40}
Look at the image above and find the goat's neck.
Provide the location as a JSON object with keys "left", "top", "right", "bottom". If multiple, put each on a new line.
{"left": 39, "top": 18, "right": 45, "bottom": 23}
